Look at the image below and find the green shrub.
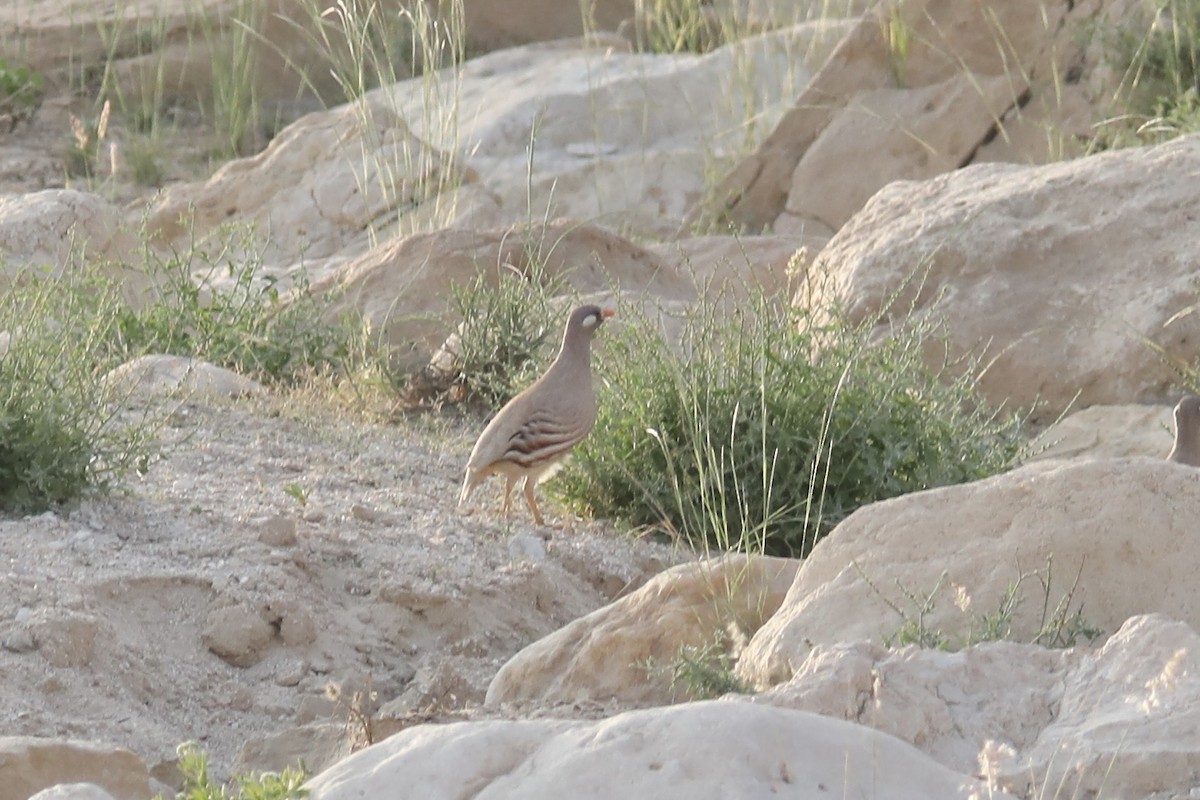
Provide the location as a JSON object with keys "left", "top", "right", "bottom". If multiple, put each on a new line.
{"left": 555, "top": 293, "right": 1025, "bottom": 557}
{"left": 0, "top": 271, "right": 153, "bottom": 513}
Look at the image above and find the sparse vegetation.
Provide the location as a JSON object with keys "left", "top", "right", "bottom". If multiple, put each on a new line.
{"left": 555, "top": 288, "right": 1025, "bottom": 558}
{"left": 626, "top": 0, "right": 733, "bottom": 54}
{"left": 862, "top": 557, "right": 1104, "bottom": 651}
{"left": 641, "top": 631, "right": 753, "bottom": 700}
{"left": 407, "top": 249, "right": 566, "bottom": 409}
{"left": 108, "top": 233, "right": 362, "bottom": 386}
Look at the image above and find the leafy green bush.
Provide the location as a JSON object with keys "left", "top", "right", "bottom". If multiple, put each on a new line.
{"left": 555, "top": 293, "right": 1025, "bottom": 557}
{"left": 170, "top": 742, "right": 308, "bottom": 800}
{"left": 0, "top": 272, "right": 153, "bottom": 513}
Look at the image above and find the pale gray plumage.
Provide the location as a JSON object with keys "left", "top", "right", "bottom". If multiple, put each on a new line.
{"left": 1167, "top": 395, "right": 1200, "bottom": 467}
{"left": 459, "top": 304, "right": 614, "bottom": 524}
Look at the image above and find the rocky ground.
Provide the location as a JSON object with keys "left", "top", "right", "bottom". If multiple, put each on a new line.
{"left": 0, "top": 390, "right": 678, "bottom": 784}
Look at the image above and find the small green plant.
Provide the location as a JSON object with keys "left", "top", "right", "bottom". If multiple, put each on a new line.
{"left": 283, "top": 484, "right": 310, "bottom": 507}
{"left": 171, "top": 742, "right": 308, "bottom": 800}
{"left": 884, "top": 5, "right": 912, "bottom": 87}
{"left": 0, "top": 58, "right": 44, "bottom": 131}
{"left": 641, "top": 631, "right": 753, "bottom": 700}
{"left": 866, "top": 557, "right": 1104, "bottom": 651}
{"left": 556, "top": 288, "right": 1025, "bottom": 557}
{"left": 204, "top": 0, "right": 268, "bottom": 158}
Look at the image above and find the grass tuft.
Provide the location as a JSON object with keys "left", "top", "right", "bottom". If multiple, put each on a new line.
{"left": 1094, "top": 0, "right": 1200, "bottom": 147}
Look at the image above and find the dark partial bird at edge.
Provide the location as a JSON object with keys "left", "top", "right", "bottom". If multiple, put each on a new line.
{"left": 1168, "top": 394, "right": 1200, "bottom": 467}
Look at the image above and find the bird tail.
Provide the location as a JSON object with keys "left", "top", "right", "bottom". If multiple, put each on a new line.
{"left": 458, "top": 470, "right": 479, "bottom": 507}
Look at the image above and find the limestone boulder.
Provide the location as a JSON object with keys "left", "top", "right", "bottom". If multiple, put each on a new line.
{"left": 144, "top": 22, "right": 843, "bottom": 284}
{"left": 486, "top": 554, "right": 798, "bottom": 707}
{"left": 1027, "top": 404, "right": 1175, "bottom": 462}
{"left": 644, "top": 234, "right": 821, "bottom": 300}
{"left": 739, "top": 458, "right": 1200, "bottom": 686}
{"left": 756, "top": 614, "right": 1200, "bottom": 799}
{"left": 701, "top": 0, "right": 1131, "bottom": 234}
{"left": 0, "top": 738, "right": 152, "bottom": 800}
{"left": 804, "top": 136, "right": 1200, "bottom": 415}
{"left": 1001, "top": 614, "right": 1200, "bottom": 799}
{"left": 233, "top": 723, "right": 350, "bottom": 777}
{"left": 306, "top": 700, "right": 1010, "bottom": 800}
{"left": 103, "top": 355, "right": 265, "bottom": 400}
{"left": 757, "top": 638, "right": 1067, "bottom": 779}
{"left": 145, "top": 98, "right": 470, "bottom": 274}
{"left": 313, "top": 222, "right": 816, "bottom": 367}
{"left": 28, "top": 785, "right": 117, "bottom": 800}
{"left": 201, "top": 603, "right": 276, "bottom": 668}
{"left": 0, "top": 191, "right": 143, "bottom": 298}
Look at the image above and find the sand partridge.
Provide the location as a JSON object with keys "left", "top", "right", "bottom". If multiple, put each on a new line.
{"left": 459, "top": 304, "right": 615, "bottom": 524}
{"left": 1167, "top": 394, "right": 1200, "bottom": 466}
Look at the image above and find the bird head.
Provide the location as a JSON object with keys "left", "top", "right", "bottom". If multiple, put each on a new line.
{"left": 568, "top": 305, "right": 616, "bottom": 337}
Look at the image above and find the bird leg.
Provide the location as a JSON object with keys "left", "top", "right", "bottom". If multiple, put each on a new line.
{"left": 523, "top": 479, "right": 545, "bottom": 525}
{"left": 501, "top": 475, "right": 516, "bottom": 517}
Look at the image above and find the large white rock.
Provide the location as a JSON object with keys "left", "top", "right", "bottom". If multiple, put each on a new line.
{"left": 756, "top": 614, "right": 1200, "bottom": 799}
{"left": 309, "top": 222, "right": 812, "bottom": 367}
{"left": 486, "top": 554, "right": 798, "bottom": 707}
{"left": 803, "top": 136, "right": 1200, "bottom": 415}
{"left": 145, "top": 23, "right": 844, "bottom": 282}
{"left": 0, "top": 191, "right": 144, "bottom": 300}
{"left": 739, "top": 458, "right": 1200, "bottom": 686}
{"left": 103, "top": 355, "right": 264, "bottom": 401}
{"left": 702, "top": 0, "right": 1125, "bottom": 234}
{"left": 1027, "top": 404, "right": 1175, "bottom": 462}
{"left": 1002, "top": 614, "right": 1200, "bottom": 799}
{"left": 756, "top": 638, "right": 1067, "bottom": 779}
{"left": 306, "top": 700, "right": 1011, "bottom": 800}
{"left": 0, "top": 738, "right": 152, "bottom": 800}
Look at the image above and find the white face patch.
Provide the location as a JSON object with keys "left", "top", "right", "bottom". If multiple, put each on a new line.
{"left": 581, "top": 314, "right": 598, "bottom": 329}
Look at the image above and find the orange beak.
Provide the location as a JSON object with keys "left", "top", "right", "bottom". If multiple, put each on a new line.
{"left": 602, "top": 309, "right": 617, "bottom": 319}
